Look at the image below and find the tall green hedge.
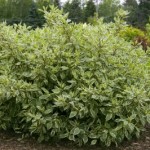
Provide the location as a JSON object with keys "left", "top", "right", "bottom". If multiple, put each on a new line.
{"left": 0, "top": 7, "right": 150, "bottom": 147}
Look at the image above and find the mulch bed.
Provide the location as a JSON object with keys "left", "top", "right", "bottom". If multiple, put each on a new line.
{"left": 0, "top": 125, "right": 150, "bottom": 150}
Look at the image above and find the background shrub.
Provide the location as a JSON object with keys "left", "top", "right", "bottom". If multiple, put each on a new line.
{"left": 119, "top": 26, "right": 145, "bottom": 42}
{"left": 0, "top": 7, "right": 150, "bottom": 147}
{"left": 119, "top": 26, "right": 150, "bottom": 51}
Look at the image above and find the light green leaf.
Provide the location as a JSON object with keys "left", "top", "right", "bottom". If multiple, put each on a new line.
{"left": 44, "top": 109, "right": 52, "bottom": 114}
{"left": 61, "top": 66, "right": 68, "bottom": 70}
{"left": 39, "top": 94, "right": 50, "bottom": 100}
{"left": 46, "top": 122, "right": 52, "bottom": 130}
{"left": 73, "top": 127, "right": 80, "bottom": 135}
{"left": 109, "top": 131, "right": 116, "bottom": 138}
{"left": 91, "top": 139, "right": 97, "bottom": 145}
{"left": 83, "top": 135, "right": 88, "bottom": 144}
{"left": 90, "top": 108, "right": 96, "bottom": 118}
{"left": 69, "top": 111, "right": 77, "bottom": 118}
{"left": 128, "top": 123, "right": 135, "bottom": 132}
{"left": 106, "top": 114, "right": 113, "bottom": 121}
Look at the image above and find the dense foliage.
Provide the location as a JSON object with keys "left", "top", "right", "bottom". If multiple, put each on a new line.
{"left": 119, "top": 26, "right": 150, "bottom": 51}
{"left": 119, "top": 26, "right": 145, "bottom": 42}
{"left": 0, "top": 7, "right": 150, "bottom": 147}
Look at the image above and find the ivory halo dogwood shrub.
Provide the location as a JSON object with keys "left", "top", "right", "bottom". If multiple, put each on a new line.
{"left": 0, "top": 6, "right": 150, "bottom": 147}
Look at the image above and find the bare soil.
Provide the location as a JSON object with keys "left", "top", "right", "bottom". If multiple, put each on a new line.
{"left": 0, "top": 125, "right": 150, "bottom": 150}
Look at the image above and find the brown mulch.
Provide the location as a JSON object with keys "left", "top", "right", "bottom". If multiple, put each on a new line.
{"left": 0, "top": 125, "right": 150, "bottom": 150}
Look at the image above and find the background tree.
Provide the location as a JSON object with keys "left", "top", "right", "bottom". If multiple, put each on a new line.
{"left": 137, "top": 0, "right": 150, "bottom": 28}
{"left": 36, "top": 0, "right": 53, "bottom": 9}
{"left": 123, "top": 0, "right": 138, "bottom": 26}
{"left": 63, "top": 0, "right": 83, "bottom": 23}
{"left": 83, "top": 0, "right": 96, "bottom": 22}
{"left": 0, "top": 0, "right": 7, "bottom": 21}
{"left": 2, "top": 0, "right": 33, "bottom": 25}
{"left": 98, "top": 0, "right": 121, "bottom": 22}
{"left": 53, "top": 0, "right": 61, "bottom": 9}
{"left": 26, "top": 1, "right": 43, "bottom": 28}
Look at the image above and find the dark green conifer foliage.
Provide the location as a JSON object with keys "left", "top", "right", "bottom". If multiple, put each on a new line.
{"left": 98, "top": 0, "right": 120, "bottom": 22}
{"left": 53, "top": 0, "right": 61, "bottom": 9}
{"left": 123, "top": 0, "right": 138, "bottom": 26}
{"left": 27, "top": 2, "right": 42, "bottom": 28}
{"left": 83, "top": 0, "right": 96, "bottom": 22}
{"left": 137, "top": 0, "right": 150, "bottom": 28}
{"left": 63, "top": 0, "right": 82, "bottom": 23}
